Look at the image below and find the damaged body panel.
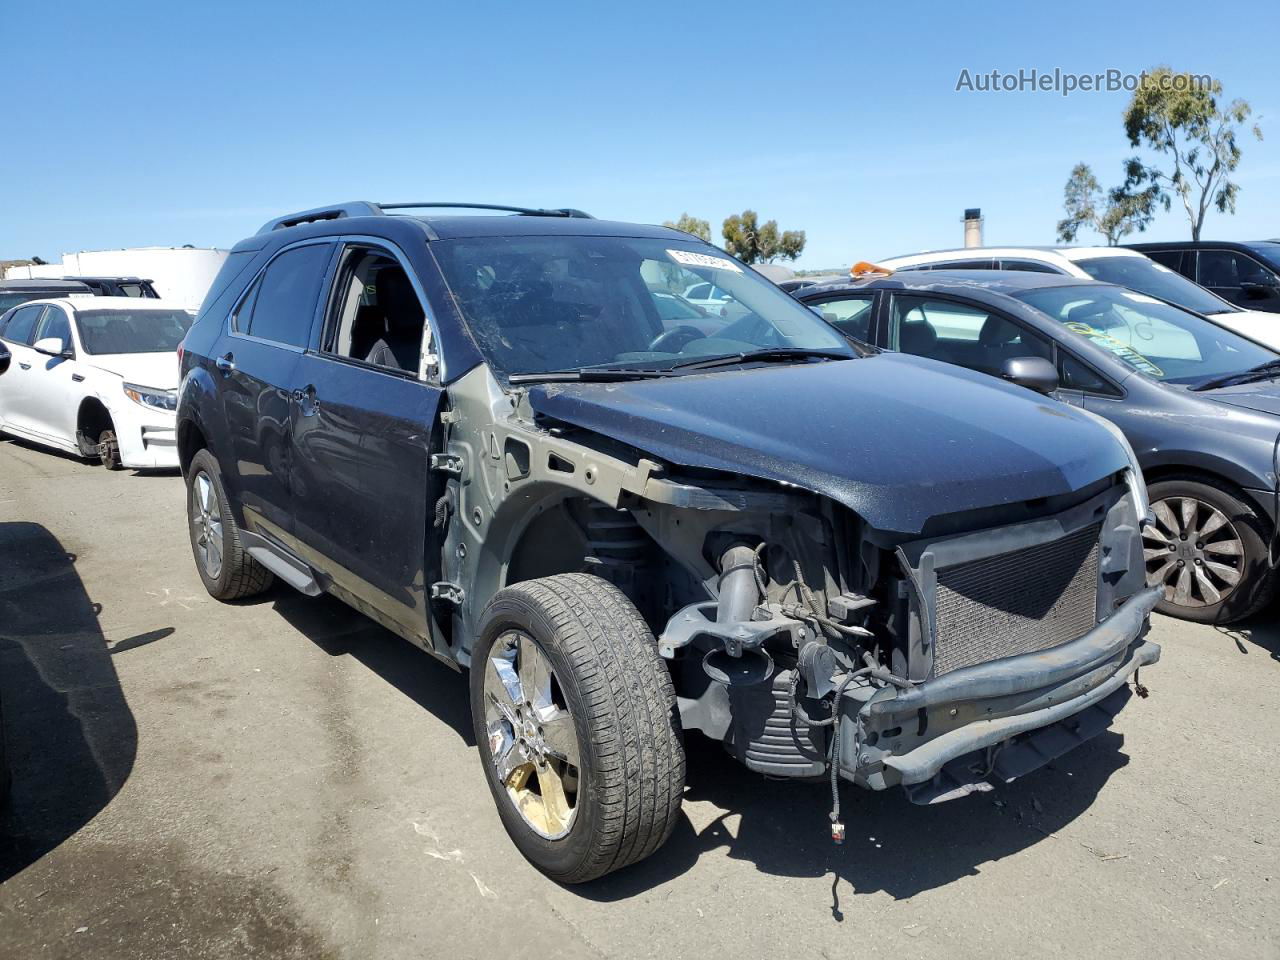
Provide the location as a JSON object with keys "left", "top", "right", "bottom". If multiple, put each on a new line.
{"left": 524, "top": 355, "right": 1130, "bottom": 538}
{"left": 178, "top": 202, "right": 1160, "bottom": 881}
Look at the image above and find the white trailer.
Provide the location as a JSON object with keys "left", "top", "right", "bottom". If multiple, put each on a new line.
{"left": 4, "top": 247, "right": 228, "bottom": 310}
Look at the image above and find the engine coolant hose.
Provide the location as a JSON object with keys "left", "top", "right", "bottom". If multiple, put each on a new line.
{"left": 717, "top": 544, "right": 761, "bottom": 625}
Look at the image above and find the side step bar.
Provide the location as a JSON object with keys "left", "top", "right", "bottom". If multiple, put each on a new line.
{"left": 240, "top": 531, "right": 322, "bottom": 596}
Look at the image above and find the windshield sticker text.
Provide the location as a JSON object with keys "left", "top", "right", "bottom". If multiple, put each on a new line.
{"left": 667, "top": 249, "right": 742, "bottom": 273}
{"left": 1064, "top": 321, "right": 1165, "bottom": 377}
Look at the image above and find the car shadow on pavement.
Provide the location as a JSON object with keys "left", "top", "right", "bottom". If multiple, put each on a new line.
{"left": 265, "top": 588, "right": 476, "bottom": 747}
{"left": 579, "top": 726, "right": 1130, "bottom": 906}
{"left": 0, "top": 522, "right": 139, "bottom": 884}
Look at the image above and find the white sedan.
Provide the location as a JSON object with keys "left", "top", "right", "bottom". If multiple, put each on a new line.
{"left": 0, "top": 297, "right": 191, "bottom": 470}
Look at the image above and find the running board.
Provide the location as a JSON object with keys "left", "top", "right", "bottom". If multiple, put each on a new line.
{"left": 240, "top": 532, "right": 322, "bottom": 596}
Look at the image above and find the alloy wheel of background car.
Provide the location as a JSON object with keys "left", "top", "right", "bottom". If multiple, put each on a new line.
{"left": 1144, "top": 497, "right": 1244, "bottom": 608}
{"left": 482, "top": 630, "right": 580, "bottom": 839}
{"left": 1142, "top": 477, "right": 1274, "bottom": 624}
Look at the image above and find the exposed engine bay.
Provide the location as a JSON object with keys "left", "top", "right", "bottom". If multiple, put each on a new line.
{"left": 432, "top": 364, "right": 1161, "bottom": 841}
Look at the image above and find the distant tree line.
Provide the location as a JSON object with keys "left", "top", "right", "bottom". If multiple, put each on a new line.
{"left": 663, "top": 210, "right": 806, "bottom": 264}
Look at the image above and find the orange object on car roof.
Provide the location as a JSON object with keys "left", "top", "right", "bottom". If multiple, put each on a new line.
{"left": 850, "top": 261, "right": 893, "bottom": 278}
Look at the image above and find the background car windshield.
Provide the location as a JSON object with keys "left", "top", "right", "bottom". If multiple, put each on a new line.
{"left": 1075, "top": 256, "right": 1236, "bottom": 315}
{"left": 431, "top": 235, "right": 852, "bottom": 376}
{"left": 1015, "top": 285, "right": 1275, "bottom": 384}
{"left": 75, "top": 309, "right": 192, "bottom": 355}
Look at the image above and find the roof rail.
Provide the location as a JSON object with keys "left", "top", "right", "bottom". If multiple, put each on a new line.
{"left": 257, "top": 201, "right": 596, "bottom": 235}
{"left": 256, "top": 201, "right": 384, "bottom": 235}
{"left": 379, "top": 203, "right": 594, "bottom": 219}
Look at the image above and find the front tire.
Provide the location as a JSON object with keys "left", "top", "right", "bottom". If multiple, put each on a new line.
{"left": 470, "top": 574, "right": 685, "bottom": 883}
{"left": 186, "top": 449, "right": 274, "bottom": 601}
{"left": 1144, "top": 476, "right": 1275, "bottom": 623}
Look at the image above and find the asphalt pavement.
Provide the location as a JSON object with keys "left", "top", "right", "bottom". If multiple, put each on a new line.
{"left": 0, "top": 436, "right": 1276, "bottom": 959}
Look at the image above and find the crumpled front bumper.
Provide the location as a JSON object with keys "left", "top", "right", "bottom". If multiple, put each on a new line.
{"left": 840, "top": 586, "right": 1161, "bottom": 801}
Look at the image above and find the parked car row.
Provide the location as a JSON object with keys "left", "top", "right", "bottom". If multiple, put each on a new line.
{"left": 0, "top": 203, "right": 1267, "bottom": 886}
{"left": 876, "top": 245, "right": 1280, "bottom": 348}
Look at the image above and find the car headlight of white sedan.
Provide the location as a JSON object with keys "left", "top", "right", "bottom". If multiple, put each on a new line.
{"left": 123, "top": 383, "right": 178, "bottom": 412}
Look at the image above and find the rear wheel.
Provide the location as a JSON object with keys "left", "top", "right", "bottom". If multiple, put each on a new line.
{"left": 470, "top": 574, "right": 685, "bottom": 883}
{"left": 1143, "top": 477, "right": 1275, "bottom": 623}
{"left": 186, "top": 449, "right": 273, "bottom": 601}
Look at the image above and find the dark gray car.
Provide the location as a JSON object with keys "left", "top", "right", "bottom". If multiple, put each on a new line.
{"left": 797, "top": 271, "right": 1280, "bottom": 624}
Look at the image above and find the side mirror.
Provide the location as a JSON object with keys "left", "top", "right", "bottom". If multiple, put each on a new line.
{"left": 33, "top": 336, "right": 71, "bottom": 358}
{"left": 1001, "top": 356, "right": 1059, "bottom": 395}
{"left": 1241, "top": 280, "right": 1277, "bottom": 299}
{"left": 0, "top": 344, "right": 9, "bottom": 376}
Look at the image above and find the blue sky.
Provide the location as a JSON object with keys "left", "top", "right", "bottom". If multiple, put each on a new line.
{"left": 2, "top": 0, "right": 1277, "bottom": 269}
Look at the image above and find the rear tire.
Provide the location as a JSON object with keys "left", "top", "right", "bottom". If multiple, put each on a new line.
{"left": 470, "top": 574, "right": 685, "bottom": 883}
{"left": 186, "top": 448, "right": 274, "bottom": 601}
{"left": 1144, "top": 476, "right": 1275, "bottom": 624}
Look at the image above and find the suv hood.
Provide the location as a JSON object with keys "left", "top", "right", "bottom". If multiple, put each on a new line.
{"left": 526, "top": 353, "right": 1129, "bottom": 536}
{"left": 83, "top": 352, "right": 179, "bottom": 390}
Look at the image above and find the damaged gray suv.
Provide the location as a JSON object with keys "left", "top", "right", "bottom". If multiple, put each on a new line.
{"left": 176, "top": 202, "right": 1161, "bottom": 882}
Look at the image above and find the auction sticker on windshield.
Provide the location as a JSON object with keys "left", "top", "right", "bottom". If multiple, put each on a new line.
{"left": 667, "top": 249, "right": 742, "bottom": 272}
{"left": 1064, "top": 321, "right": 1165, "bottom": 377}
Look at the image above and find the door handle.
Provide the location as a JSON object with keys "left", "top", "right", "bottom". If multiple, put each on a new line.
{"left": 72, "top": 373, "right": 85, "bottom": 382}
{"left": 215, "top": 353, "right": 235, "bottom": 375}
{"left": 18, "top": 362, "right": 31, "bottom": 370}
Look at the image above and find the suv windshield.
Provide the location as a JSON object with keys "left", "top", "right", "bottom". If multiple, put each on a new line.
{"left": 75, "top": 308, "right": 192, "bottom": 355}
{"left": 1014, "top": 285, "right": 1274, "bottom": 384}
{"left": 431, "top": 235, "right": 853, "bottom": 378}
{"left": 1074, "top": 255, "right": 1236, "bottom": 316}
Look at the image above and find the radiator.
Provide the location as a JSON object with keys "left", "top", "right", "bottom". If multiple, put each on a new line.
{"left": 931, "top": 524, "right": 1101, "bottom": 677}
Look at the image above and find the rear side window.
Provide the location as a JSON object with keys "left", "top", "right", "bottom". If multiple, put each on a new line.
{"left": 3, "top": 305, "right": 44, "bottom": 345}
{"left": 201, "top": 250, "right": 258, "bottom": 315}
{"left": 237, "top": 244, "right": 332, "bottom": 347}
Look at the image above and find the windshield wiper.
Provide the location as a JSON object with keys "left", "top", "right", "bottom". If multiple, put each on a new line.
{"left": 508, "top": 367, "right": 678, "bottom": 384}
{"left": 1191, "top": 358, "right": 1280, "bottom": 391}
{"left": 508, "top": 349, "right": 853, "bottom": 383}
{"left": 667, "top": 347, "right": 854, "bottom": 372}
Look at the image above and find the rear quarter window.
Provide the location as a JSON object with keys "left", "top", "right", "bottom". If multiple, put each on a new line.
{"left": 198, "top": 250, "right": 260, "bottom": 317}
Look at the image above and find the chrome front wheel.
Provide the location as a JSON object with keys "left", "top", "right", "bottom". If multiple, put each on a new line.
{"left": 482, "top": 630, "right": 581, "bottom": 840}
